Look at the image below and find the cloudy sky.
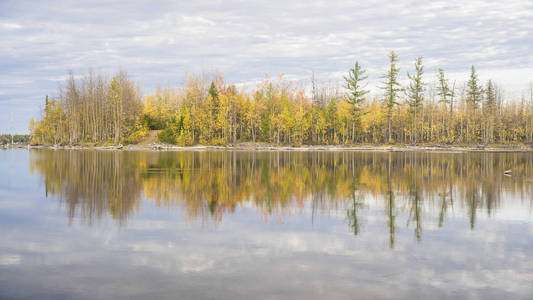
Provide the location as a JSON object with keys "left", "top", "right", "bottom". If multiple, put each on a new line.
{"left": 1, "top": 0, "right": 532, "bottom": 133}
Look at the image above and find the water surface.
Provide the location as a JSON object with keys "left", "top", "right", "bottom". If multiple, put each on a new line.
{"left": 1, "top": 149, "right": 533, "bottom": 299}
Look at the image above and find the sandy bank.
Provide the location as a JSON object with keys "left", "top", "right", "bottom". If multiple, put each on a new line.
{"left": 6, "top": 143, "right": 532, "bottom": 153}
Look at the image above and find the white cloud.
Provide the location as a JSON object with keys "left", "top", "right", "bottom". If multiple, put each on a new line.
{"left": 0, "top": 0, "right": 532, "bottom": 132}
{"left": 0, "top": 254, "right": 21, "bottom": 265}
{"left": 0, "top": 22, "right": 22, "bottom": 29}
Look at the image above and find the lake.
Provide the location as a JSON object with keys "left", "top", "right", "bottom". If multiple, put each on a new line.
{"left": 1, "top": 149, "right": 533, "bottom": 299}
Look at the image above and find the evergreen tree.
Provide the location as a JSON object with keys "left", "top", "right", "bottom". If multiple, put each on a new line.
{"left": 484, "top": 80, "right": 497, "bottom": 143}
{"left": 208, "top": 81, "right": 218, "bottom": 102}
{"left": 436, "top": 68, "right": 455, "bottom": 142}
{"left": 436, "top": 68, "right": 454, "bottom": 112}
{"left": 406, "top": 56, "right": 425, "bottom": 144}
{"left": 466, "top": 66, "right": 483, "bottom": 109}
{"left": 485, "top": 80, "right": 496, "bottom": 113}
{"left": 380, "top": 51, "right": 402, "bottom": 143}
{"left": 344, "top": 61, "right": 369, "bottom": 142}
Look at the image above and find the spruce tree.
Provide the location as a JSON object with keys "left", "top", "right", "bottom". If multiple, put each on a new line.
{"left": 484, "top": 80, "right": 497, "bottom": 143}
{"left": 380, "top": 51, "right": 402, "bottom": 143}
{"left": 344, "top": 61, "right": 369, "bottom": 142}
{"left": 406, "top": 56, "right": 425, "bottom": 144}
{"left": 485, "top": 80, "right": 496, "bottom": 113}
{"left": 466, "top": 66, "right": 483, "bottom": 109}
{"left": 209, "top": 82, "right": 218, "bottom": 102}
{"left": 436, "top": 68, "right": 455, "bottom": 142}
{"left": 436, "top": 68, "right": 454, "bottom": 112}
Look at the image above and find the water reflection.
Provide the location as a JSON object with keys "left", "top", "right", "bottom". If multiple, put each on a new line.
{"left": 30, "top": 150, "right": 533, "bottom": 244}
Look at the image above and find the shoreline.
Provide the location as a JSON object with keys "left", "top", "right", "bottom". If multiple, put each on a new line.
{"left": 3, "top": 143, "right": 533, "bottom": 152}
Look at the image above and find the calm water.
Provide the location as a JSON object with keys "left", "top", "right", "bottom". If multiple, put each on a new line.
{"left": 1, "top": 149, "right": 533, "bottom": 299}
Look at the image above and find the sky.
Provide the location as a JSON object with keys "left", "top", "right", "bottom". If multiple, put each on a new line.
{"left": 0, "top": 0, "right": 532, "bottom": 133}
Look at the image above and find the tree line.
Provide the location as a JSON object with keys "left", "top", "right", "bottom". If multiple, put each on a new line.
{"left": 30, "top": 52, "right": 533, "bottom": 146}
{"left": 0, "top": 134, "right": 30, "bottom": 144}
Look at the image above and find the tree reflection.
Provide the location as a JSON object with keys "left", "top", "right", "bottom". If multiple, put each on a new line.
{"left": 347, "top": 192, "right": 365, "bottom": 236}
{"left": 29, "top": 150, "right": 143, "bottom": 226}
{"left": 30, "top": 150, "right": 533, "bottom": 241}
{"left": 386, "top": 153, "right": 396, "bottom": 248}
{"left": 406, "top": 153, "right": 422, "bottom": 242}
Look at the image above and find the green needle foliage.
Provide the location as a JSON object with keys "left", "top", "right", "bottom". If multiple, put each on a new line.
{"left": 466, "top": 65, "right": 484, "bottom": 109}
{"left": 344, "top": 61, "right": 369, "bottom": 142}
{"left": 406, "top": 56, "right": 425, "bottom": 144}
{"left": 380, "top": 51, "right": 402, "bottom": 143}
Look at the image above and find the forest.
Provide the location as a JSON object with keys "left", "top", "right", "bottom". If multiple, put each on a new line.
{"left": 29, "top": 52, "right": 533, "bottom": 146}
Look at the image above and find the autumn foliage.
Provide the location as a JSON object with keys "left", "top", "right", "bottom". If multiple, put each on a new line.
{"left": 30, "top": 55, "right": 533, "bottom": 146}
